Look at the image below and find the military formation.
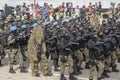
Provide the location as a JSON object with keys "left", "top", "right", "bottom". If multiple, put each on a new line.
{"left": 0, "top": 6, "right": 120, "bottom": 80}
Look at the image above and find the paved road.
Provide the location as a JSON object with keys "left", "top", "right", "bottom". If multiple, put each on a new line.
{"left": 0, "top": 58, "right": 120, "bottom": 80}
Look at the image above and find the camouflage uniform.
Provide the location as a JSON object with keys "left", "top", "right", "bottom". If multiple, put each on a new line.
{"left": 6, "top": 21, "right": 27, "bottom": 73}
{"left": 104, "top": 55, "right": 111, "bottom": 72}
{"left": 0, "top": 26, "right": 4, "bottom": 66}
{"left": 111, "top": 50, "right": 119, "bottom": 72}
{"left": 59, "top": 29, "right": 78, "bottom": 80}
{"left": 28, "top": 25, "right": 50, "bottom": 77}
{"left": 75, "top": 49, "right": 84, "bottom": 69}
{"left": 90, "top": 14, "right": 100, "bottom": 30}
{"left": 77, "top": 48, "right": 90, "bottom": 69}
{"left": 15, "top": 17, "right": 28, "bottom": 72}
{"left": 83, "top": 48, "right": 90, "bottom": 67}
{"left": 89, "top": 60, "right": 104, "bottom": 80}
{"left": 4, "top": 21, "right": 10, "bottom": 31}
{"left": 116, "top": 48, "right": 120, "bottom": 62}
{"left": 6, "top": 33, "right": 18, "bottom": 73}
{"left": 60, "top": 55, "right": 74, "bottom": 74}
{"left": 4, "top": 15, "right": 12, "bottom": 31}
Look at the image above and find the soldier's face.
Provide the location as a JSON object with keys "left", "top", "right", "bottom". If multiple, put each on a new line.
{"left": 56, "top": 25, "right": 60, "bottom": 28}
{"left": 24, "top": 16, "right": 27, "bottom": 19}
{"left": 93, "top": 35, "right": 97, "bottom": 39}
{"left": 113, "top": 27, "right": 117, "bottom": 30}
{"left": 104, "top": 30, "right": 108, "bottom": 33}
{"left": 99, "top": 32, "right": 103, "bottom": 36}
{"left": 88, "top": 26, "right": 92, "bottom": 28}
{"left": 80, "top": 27, "right": 83, "bottom": 30}
{"left": 65, "top": 33, "right": 69, "bottom": 36}
{"left": 6, "top": 18, "right": 11, "bottom": 22}
{"left": 103, "top": 22, "right": 106, "bottom": 25}
{"left": 30, "top": 17, "right": 33, "bottom": 20}
{"left": 47, "top": 28, "right": 50, "bottom": 30}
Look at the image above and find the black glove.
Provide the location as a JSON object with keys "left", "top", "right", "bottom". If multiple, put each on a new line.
{"left": 89, "top": 59, "right": 96, "bottom": 66}
{"left": 37, "top": 44, "right": 41, "bottom": 53}
{"left": 60, "top": 55, "right": 67, "bottom": 63}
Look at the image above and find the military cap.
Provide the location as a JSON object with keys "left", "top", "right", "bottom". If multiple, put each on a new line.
{"left": 43, "top": 22, "right": 49, "bottom": 25}
{"left": 62, "top": 19, "right": 66, "bottom": 24}
{"left": 10, "top": 26, "right": 17, "bottom": 31}
{"left": 31, "top": 23, "right": 38, "bottom": 27}
{"left": 53, "top": 21, "right": 58, "bottom": 26}
{"left": 21, "top": 25, "right": 27, "bottom": 28}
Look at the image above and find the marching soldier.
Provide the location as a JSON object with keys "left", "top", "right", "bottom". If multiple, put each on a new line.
{"left": 59, "top": 29, "right": 78, "bottom": 80}
{"left": 90, "top": 12, "right": 100, "bottom": 30}
{"left": 7, "top": 26, "right": 28, "bottom": 73}
{"left": 88, "top": 34, "right": 105, "bottom": 80}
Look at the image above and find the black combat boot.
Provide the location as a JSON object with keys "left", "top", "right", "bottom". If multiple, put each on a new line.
{"left": 35, "top": 73, "right": 40, "bottom": 77}
{"left": 77, "top": 66, "right": 82, "bottom": 74}
{"left": 97, "top": 78, "right": 102, "bottom": 80}
{"left": 73, "top": 69, "right": 80, "bottom": 75}
{"left": 44, "top": 71, "right": 53, "bottom": 76}
{"left": 9, "top": 68, "right": 16, "bottom": 74}
{"left": 103, "top": 70, "right": 110, "bottom": 78}
{"left": 112, "top": 66, "right": 119, "bottom": 72}
{"left": 118, "top": 58, "right": 120, "bottom": 63}
{"left": 0, "top": 60, "right": 3, "bottom": 67}
{"left": 55, "top": 67, "right": 59, "bottom": 71}
{"left": 101, "top": 75, "right": 105, "bottom": 79}
{"left": 56, "top": 59, "right": 60, "bottom": 67}
{"left": 85, "top": 63, "right": 90, "bottom": 69}
{"left": 79, "top": 67, "right": 83, "bottom": 70}
{"left": 13, "top": 60, "right": 18, "bottom": 65}
{"left": 73, "top": 64, "right": 80, "bottom": 75}
{"left": 60, "top": 74, "right": 67, "bottom": 80}
{"left": 69, "top": 73, "right": 78, "bottom": 80}
{"left": 20, "top": 67, "right": 28, "bottom": 73}
{"left": 54, "top": 60, "right": 59, "bottom": 71}
{"left": 105, "top": 69, "right": 111, "bottom": 73}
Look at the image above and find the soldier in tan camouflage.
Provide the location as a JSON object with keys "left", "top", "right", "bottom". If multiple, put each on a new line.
{"left": 28, "top": 24, "right": 52, "bottom": 77}
{"left": 90, "top": 12, "right": 100, "bottom": 30}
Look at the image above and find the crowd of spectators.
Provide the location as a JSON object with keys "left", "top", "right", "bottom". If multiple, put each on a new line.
{"left": 1, "top": 2, "right": 120, "bottom": 22}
